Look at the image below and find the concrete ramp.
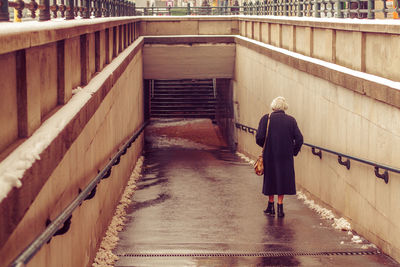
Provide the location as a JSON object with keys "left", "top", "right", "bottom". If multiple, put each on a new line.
{"left": 113, "top": 119, "right": 397, "bottom": 266}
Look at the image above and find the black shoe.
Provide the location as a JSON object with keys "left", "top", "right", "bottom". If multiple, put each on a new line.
{"left": 277, "top": 203, "right": 285, "bottom": 218}
{"left": 264, "top": 202, "right": 275, "bottom": 216}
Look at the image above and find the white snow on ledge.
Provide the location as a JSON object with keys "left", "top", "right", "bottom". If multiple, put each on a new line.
{"left": 0, "top": 37, "right": 144, "bottom": 203}
{"left": 0, "top": 17, "right": 136, "bottom": 36}
{"left": 237, "top": 35, "right": 400, "bottom": 91}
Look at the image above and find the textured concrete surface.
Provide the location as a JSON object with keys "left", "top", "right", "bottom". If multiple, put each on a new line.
{"left": 114, "top": 119, "right": 399, "bottom": 266}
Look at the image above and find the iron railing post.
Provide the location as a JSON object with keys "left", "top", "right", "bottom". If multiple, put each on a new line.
{"left": 84, "top": 0, "right": 90, "bottom": 17}
{"left": 272, "top": 0, "right": 277, "bottom": 14}
{"left": 187, "top": 2, "right": 191, "bottom": 14}
{"left": 284, "top": 0, "right": 288, "bottom": 15}
{"left": 95, "top": 0, "right": 102, "bottom": 16}
{"left": 105, "top": 0, "right": 110, "bottom": 17}
{"left": 66, "top": 0, "right": 75, "bottom": 19}
{"left": 110, "top": 0, "right": 114, "bottom": 16}
{"left": 50, "top": 0, "right": 59, "bottom": 18}
{"left": 116, "top": 0, "right": 120, "bottom": 16}
{"left": 0, "top": 0, "right": 9, "bottom": 21}
{"left": 297, "top": 0, "right": 303, "bottom": 16}
{"left": 313, "top": 0, "right": 320, "bottom": 17}
{"left": 367, "top": 0, "right": 374, "bottom": 18}
{"left": 39, "top": 0, "right": 51, "bottom": 20}
{"left": 263, "top": 0, "right": 266, "bottom": 15}
{"left": 335, "top": 0, "right": 343, "bottom": 17}
{"left": 74, "top": 0, "right": 78, "bottom": 16}
{"left": 232, "top": 0, "right": 239, "bottom": 14}
{"left": 381, "top": 0, "right": 387, "bottom": 18}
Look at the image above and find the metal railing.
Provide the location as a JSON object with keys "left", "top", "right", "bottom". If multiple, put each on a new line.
{"left": 2, "top": 0, "right": 398, "bottom": 22}
{"left": 235, "top": 122, "right": 400, "bottom": 184}
{"left": 10, "top": 121, "right": 147, "bottom": 267}
{"left": 0, "top": 0, "right": 136, "bottom": 21}
{"left": 134, "top": 0, "right": 400, "bottom": 19}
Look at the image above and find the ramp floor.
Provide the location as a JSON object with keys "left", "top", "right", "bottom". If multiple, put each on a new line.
{"left": 114, "top": 119, "right": 398, "bottom": 267}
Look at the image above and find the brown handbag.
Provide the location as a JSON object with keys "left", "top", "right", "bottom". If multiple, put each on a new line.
{"left": 254, "top": 115, "right": 271, "bottom": 176}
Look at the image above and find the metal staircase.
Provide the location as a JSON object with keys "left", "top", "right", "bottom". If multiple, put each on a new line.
{"left": 150, "top": 79, "right": 216, "bottom": 119}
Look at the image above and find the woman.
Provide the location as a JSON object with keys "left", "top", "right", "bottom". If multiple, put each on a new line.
{"left": 256, "top": 96, "right": 303, "bottom": 217}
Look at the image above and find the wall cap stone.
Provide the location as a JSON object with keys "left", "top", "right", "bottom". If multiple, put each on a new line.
{"left": 237, "top": 16, "right": 400, "bottom": 34}
{"left": 0, "top": 17, "right": 140, "bottom": 54}
{"left": 234, "top": 35, "right": 400, "bottom": 109}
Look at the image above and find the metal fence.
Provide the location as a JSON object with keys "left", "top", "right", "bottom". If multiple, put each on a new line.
{"left": 0, "top": 0, "right": 135, "bottom": 21}
{"left": 235, "top": 122, "right": 400, "bottom": 184}
{"left": 0, "top": 0, "right": 399, "bottom": 22}
{"left": 137, "top": 0, "right": 399, "bottom": 19}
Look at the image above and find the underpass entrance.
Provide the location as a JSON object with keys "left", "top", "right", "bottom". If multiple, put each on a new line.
{"left": 144, "top": 78, "right": 235, "bottom": 149}
{"left": 148, "top": 79, "right": 217, "bottom": 119}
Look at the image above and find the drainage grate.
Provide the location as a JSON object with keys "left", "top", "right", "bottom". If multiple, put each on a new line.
{"left": 118, "top": 250, "right": 381, "bottom": 258}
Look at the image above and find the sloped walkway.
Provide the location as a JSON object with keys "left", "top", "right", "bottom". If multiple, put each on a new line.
{"left": 114, "top": 119, "right": 398, "bottom": 267}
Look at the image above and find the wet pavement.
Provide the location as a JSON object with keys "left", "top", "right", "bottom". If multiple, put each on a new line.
{"left": 114, "top": 119, "right": 399, "bottom": 267}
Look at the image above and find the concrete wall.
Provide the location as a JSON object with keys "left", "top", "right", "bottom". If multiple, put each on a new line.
{"left": 238, "top": 17, "right": 400, "bottom": 82}
{"left": 1, "top": 48, "right": 144, "bottom": 267}
{"left": 232, "top": 36, "right": 400, "bottom": 262}
{"left": 1, "top": 16, "right": 400, "bottom": 266}
{"left": 0, "top": 19, "right": 144, "bottom": 267}
{"left": 143, "top": 39, "right": 235, "bottom": 79}
{"left": 139, "top": 17, "right": 239, "bottom": 36}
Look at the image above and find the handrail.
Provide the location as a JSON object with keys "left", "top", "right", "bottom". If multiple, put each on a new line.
{"left": 1, "top": 0, "right": 136, "bottom": 22}
{"left": 10, "top": 120, "right": 148, "bottom": 267}
{"left": 132, "top": 0, "right": 400, "bottom": 19}
{"left": 2, "top": 0, "right": 399, "bottom": 22}
{"left": 235, "top": 122, "right": 400, "bottom": 184}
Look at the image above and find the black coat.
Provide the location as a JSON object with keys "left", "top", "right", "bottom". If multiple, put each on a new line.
{"left": 256, "top": 110, "right": 303, "bottom": 195}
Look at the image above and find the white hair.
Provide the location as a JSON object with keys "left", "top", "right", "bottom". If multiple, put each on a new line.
{"left": 271, "top": 96, "right": 288, "bottom": 111}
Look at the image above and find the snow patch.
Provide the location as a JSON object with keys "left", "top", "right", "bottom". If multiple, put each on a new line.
{"left": 149, "top": 118, "right": 211, "bottom": 128}
{"left": 92, "top": 156, "right": 144, "bottom": 267}
{"left": 72, "top": 86, "right": 84, "bottom": 95}
{"left": 332, "top": 217, "right": 351, "bottom": 231}
{"left": 297, "top": 191, "right": 335, "bottom": 221}
{"left": 361, "top": 243, "right": 377, "bottom": 250}
{"left": 235, "top": 152, "right": 255, "bottom": 166}
{"left": 351, "top": 235, "right": 363, "bottom": 244}
{"left": 147, "top": 135, "right": 214, "bottom": 150}
{"left": 297, "top": 191, "right": 365, "bottom": 246}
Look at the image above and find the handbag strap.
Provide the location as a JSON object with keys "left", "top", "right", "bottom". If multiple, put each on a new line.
{"left": 262, "top": 114, "right": 271, "bottom": 154}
